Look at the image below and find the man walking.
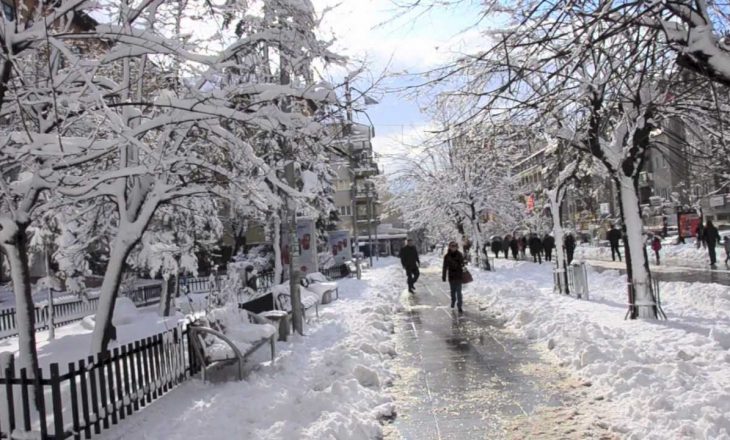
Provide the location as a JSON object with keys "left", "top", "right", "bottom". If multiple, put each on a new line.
{"left": 543, "top": 233, "right": 555, "bottom": 262}
{"left": 564, "top": 233, "right": 576, "bottom": 264}
{"left": 703, "top": 220, "right": 721, "bottom": 268}
{"left": 607, "top": 224, "right": 622, "bottom": 262}
{"left": 399, "top": 239, "right": 420, "bottom": 293}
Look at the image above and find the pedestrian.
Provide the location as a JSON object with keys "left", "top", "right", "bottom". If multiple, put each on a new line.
{"left": 491, "top": 237, "right": 502, "bottom": 259}
{"left": 528, "top": 233, "right": 543, "bottom": 264}
{"left": 651, "top": 235, "right": 662, "bottom": 265}
{"left": 502, "top": 234, "right": 511, "bottom": 259}
{"left": 543, "top": 233, "right": 555, "bottom": 262}
{"left": 607, "top": 224, "right": 622, "bottom": 262}
{"left": 696, "top": 222, "right": 705, "bottom": 249}
{"left": 519, "top": 236, "right": 527, "bottom": 260}
{"left": 510, "top": 236, "right": 519, "bottom": 260}
{"left": 442, "top": 241, "right": 465, "bottom": 314}
{"left": 399, "top": 239, "right": 420, "bottom": 293}
{"left": 564, "top": 233, "right": 576, "bottom": 264}
{"left": 724, "top": 236, "right": 730, "bottom": 267}
{"left": 703, "top": 220, "right": 721, "bottom": 267}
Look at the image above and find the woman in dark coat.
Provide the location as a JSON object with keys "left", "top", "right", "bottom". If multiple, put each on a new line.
{"left": 491, "top": 237, "right": 502, "bottom": 258}
{"left": 442, "top": 241, "right": 465, "bottom": 314}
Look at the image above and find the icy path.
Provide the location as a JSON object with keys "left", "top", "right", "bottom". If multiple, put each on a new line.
{"left": 99, "top": 259, "right": 403, "bottom": 440}
{"left": 384, "top": 265, "right": 615, "bottom": 439}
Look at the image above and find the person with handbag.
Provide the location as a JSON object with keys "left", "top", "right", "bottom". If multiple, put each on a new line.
{"left": 442, "top": 241, "right": 468, "bottom": 314}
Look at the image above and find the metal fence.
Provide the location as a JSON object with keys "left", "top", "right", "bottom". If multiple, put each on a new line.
{"left": 0, "top": 325, "right": 197, "bottom": 439}
{"left": 321, "top": 264, "right": 350, "bottom": 280}
{"left": 0, "top": 297, "right": 101, "bottom": 340}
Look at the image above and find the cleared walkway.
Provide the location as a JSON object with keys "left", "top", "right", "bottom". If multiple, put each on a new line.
{"left": 384, "top": 268, "right": 615, "bottom": 439}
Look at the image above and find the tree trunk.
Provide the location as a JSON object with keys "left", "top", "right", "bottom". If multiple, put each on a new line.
{"left": 618, "top": 175, "right": 657, "bottom": 319}
{"left": 548, "top": 189, "right": 567, "bottom": 294}
{"left": 272, "top": 213, "right": 283, "bottom": 284}
{"left": 90, "top": 237, "right": 137, "bottom": 355}
{"left": 3, "top": 228, "right": 40, "bottom": 375}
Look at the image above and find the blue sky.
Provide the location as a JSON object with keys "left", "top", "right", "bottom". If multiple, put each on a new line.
{"left": 314, "top": 0, "right": 485, "bottom": 172}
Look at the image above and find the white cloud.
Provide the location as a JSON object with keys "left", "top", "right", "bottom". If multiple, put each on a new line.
{"left": 314, "top": 0, "right": 484, "bottom": 72}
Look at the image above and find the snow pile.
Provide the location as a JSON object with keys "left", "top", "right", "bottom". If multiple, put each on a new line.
{"left": 468, "top": 259, "right": 730, "bottom": 439}
{"left": 99, "top": 258, "right": 403, "bottom": 440}
{"left": 575, "top": 242, "right": 724, "bottom": 269}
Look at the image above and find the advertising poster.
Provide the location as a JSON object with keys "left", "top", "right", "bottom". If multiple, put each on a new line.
{"left": 327, "top": 230, "right": 352, "bottom": 265}
{"left": 679, "top": 213, "right": 700, "bottom": 238}
{"left": 296, "top": 218, "right": 318, "bottom": 274}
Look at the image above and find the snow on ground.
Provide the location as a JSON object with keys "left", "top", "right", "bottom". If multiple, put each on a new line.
{"left": 575, "top": 242, "right": 727, "bottom": 270}
{"left": 456, "top": 256, "right": 730, "bottom": 439}
{"left": 98, "top": 258, "right": 403, "bottom": 440}
{"left": 0, "top": 299, "right": 184, "bottom": 372}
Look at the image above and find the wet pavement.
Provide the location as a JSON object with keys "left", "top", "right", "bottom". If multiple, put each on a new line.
{"left": 384, "top": 269, "right": 614, "bottom": 440}
{"left": 585, "top": 259, "right": 730, "bottom": 286}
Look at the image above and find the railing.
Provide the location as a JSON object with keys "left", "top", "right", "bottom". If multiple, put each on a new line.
{"left": 0, "top": 297, "right": 101, "bottom": 340}
{"left": 321, "top": 264, "right": 350, "bottom": 280}
{"left": 0, "top": 283, "right": 164, "bottom": 340}
{"left": 121, "top": 284, "right": 162, "bottom": 308}
{"left": 0, "top": 325, "right": 196, "bottom": 440}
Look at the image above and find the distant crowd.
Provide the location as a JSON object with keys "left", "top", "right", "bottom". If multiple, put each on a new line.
{"left": 482, "top": 232, "right": 577, "bottom": 265}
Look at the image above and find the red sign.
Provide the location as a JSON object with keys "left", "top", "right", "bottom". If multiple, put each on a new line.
{"left": 679, "top": 213, "right": 700, "bottom": 238}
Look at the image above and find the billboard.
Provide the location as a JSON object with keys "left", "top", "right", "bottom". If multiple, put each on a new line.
{"left": 327, "top": 230, "right": 352, "bottom": 265}
{"left": 295, "top": 218, "right": 318, "bottom": 275}
{"left": 678, "top": 213, "right": 701, "bottom": 238}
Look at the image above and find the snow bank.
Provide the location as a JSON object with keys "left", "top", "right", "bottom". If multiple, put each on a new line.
{"left": 98, "top": 258, "right": 403, "bottom": 440}
{"left": 575, "top": 242, "right": 724, "bottom": 270}
{"left": 467, "top": 258, "right": 730, "bottom": 439}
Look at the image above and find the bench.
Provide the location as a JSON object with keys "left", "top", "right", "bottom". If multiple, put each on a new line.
{"left": 302, "top": 272, "right": 339, "bottom": 305}
{"left": 272, "top": 284, "right": 320, "bottom": 321}
{"left": 188, "top": 306, "right": 277, "bottom": 381}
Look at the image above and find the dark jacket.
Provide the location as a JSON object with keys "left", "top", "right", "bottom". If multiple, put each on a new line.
{"left": 564, "top": 234, "right": 576, "bottom": 250}
{"left": 528, "top": 235, "right": 543, "bottom": 253}
{"left": 703, "top": 224, "right": 721, "bottom": 246}
{"left": 442, "top": 250, "right": 464, "bottom": 282}
{"left": 509, "top": 238, "right": 519, "bottom": 252}
{"left": 543, "top": 235, "right": 555, "bottom": 250}
{"left": 490, "top": 239, "right": 502, "bottom": 254}
{"left": 607, "top": 228, "right": 622, "bottom": 245}
{"left": 399, "top": 245, "right": 420, "bottom": 268}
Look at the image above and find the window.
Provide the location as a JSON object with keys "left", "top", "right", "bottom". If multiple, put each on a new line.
{"left": 2, "top": 2, "right": 15, "bottom": 21}
{"left": 338, "top": 205, "right": 352, "bottom": 217}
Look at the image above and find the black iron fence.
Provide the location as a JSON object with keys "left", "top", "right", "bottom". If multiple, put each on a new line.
{"left": 321, "top": 264, "right": 350, "bottom": 280}
{"left": 0, "top": 297, "right": 100, "bottom": 340}
{"left": 0, "top": 325, "right": 198, "bottom": 439}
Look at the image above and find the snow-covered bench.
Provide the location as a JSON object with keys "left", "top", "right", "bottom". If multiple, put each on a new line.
{"left": 188, "top": 306, "right": 276, "bottom": 381}
{"left": 302, "top": 272, "right": 339, "bottom": 305}
{"left": 272, "top": 284, "right": 320, "bottom": 321}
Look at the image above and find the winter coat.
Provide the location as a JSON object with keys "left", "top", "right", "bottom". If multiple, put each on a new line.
{"left": 564, "top": 234, "right": 576, "bottom": 250}
{"left": 509, "top": 238, "right": 519, "bottom": 252}
{"left": 490, "top": 239, "right": 502, "bottom": 254}
{"left": 519, "top": 237, "right": 527, "bottom": 250}
{"left": 502, "top": 236, "right": 510, "bottom": 252}
{"left": 399, "top": 245, "right": 420, "bottom": 268}
{"left": 651, "top": 238, "right": 662, "bottom": 251}
{"left": 528, "top": 236, "right": 543, "bottom": 253}
{"left": 543, "top": 235, "right": 555, "bottom": 250}
{"left": 703, "top": 224, "right": 721, "bottom": 246}
{"left": 607, "top": 228, "right": 622, "bottom": 246}
{"left": 442, "top": 250, "right": 465, "bottom": 282}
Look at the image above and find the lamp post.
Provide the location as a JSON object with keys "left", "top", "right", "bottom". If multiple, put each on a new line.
{"left": 366, "top": 182, "right": 374, "bottom": 267}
